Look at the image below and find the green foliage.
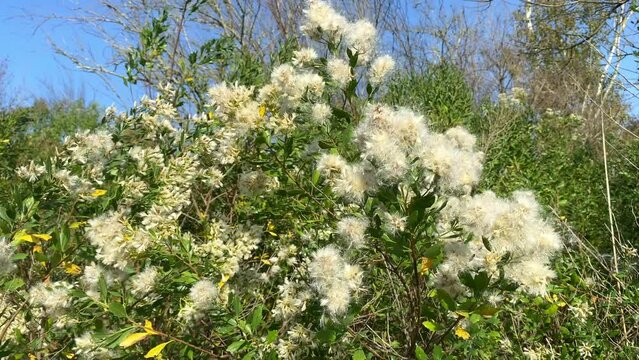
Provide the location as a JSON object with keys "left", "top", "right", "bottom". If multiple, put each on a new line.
{"left": 0, "top": 99, "right": 100, "bottom": 201}
{"left": 385, "top": 64, "right": 639, "bottom": 357}
{"left": 385, "top": 63, "right": 475, "bottom": 131}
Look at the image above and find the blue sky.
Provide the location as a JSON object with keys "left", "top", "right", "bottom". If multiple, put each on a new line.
{"left": 1, "top": 0, "right": 637, "bottom": 115}
{"left": 0, "top": 0, "right": 143, "bottom": 109}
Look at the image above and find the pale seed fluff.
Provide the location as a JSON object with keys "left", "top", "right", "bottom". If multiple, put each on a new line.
{"left": 0, "top": 292, "right": 26, "bottom": 341}
{"left": 207, "top": 82, "right": 254, "bottom": 118}
{"left": 292, "top": 47, "right": 318, "bottom": 67}
{"left": 310, "top": 102, "right": 332, "bottom": 125}
{"left": 336, "top": 217, "right": 368, "bottom": 248}
{"left": 369, "top": 55, "right": 396, "bottom": 86}
{"left": 321, "top": 281, "right": 351, "bottom": 316}
{"left": 16, "top": 161, "right": 46, "bottom": 183}
{"left": 189, "top": 279, "right": 219, "bottom": 311}
{"left": 381, "top": 211, "right": 407, "bottom": 234}
{"left": 309, "top": 246, "right": 361, "bottom": 317}
{"left": 504, "top": 259, "right": 555, "bottom": 296}
{"left": 362, "top": 131, "right": 408, "bottom": 181}
{"left": 332, "top": 163, "right": 376, "bottom": 203}
{"left": 344, "top": 20, "right": 377, "bottom": 63}
{"left": 316, "top": 153, "right": 348, "bottom": 179}
{"left": 80, "top": 262, "right": 114, "bottom": 300}
{"left": 130, "top": 266, "right": 159, "bottom": 297}
{"left": 272, "top": 279, "right": 310, "bottom": 320}
{"left": 418, "top": 132, "right": 483, "bottom": 194}
{"left": 0, "top": 237, "right": 16, "bottom": 275}
{"left": 327, "top": 58, "right": 352, "bottom": 87}
{"left": 441, "top": 190, "right": 562, "bottom": 296}
{"left": 29, "top": 281, "right": 72, "bottom": 316}
{"left": 238, "top": 169, "right": 279, "bottom": 196}
{"left": 300, "top": 0, "right": 348, "bottom": 41}
{"left": 444, "top": 126, "right": 477, "bottom": 151}
{"left": 296, "top": 72, "right": 325, "bottom": 98}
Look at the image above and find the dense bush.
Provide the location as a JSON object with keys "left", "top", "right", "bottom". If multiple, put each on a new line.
{"left": 386, "top": 60, "right": 639, "bottom": 358}
{"left": 0, "top": 2, "right": 570, "bottom": 359}
{"left": 0, "top": 99, "right": 101, "bottom": 202}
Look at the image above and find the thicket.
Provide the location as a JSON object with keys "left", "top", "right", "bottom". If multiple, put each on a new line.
{"left": 0, "top": 1, "right": 638, "bottom": 359}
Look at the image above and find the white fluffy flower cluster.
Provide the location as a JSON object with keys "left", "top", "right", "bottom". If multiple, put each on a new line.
{"left": 16, "top": 161, "right": 46, "bottom": 183}
{"left": 0, "top": 292, "right": 27, "bottom": 341}
{"left": 53, "top": 169, "right": 94, "bottom": 197}
{"left": 194, "top": 219, "right": 262, "bottom": 278}
{"left": 79, "top": 262, "right": 115, "bottom": 300}
{"left": 438, "top": 190, "right": 562, "bottom": 296}
{"left": 369, "top": 55, "right": 396, "bottom": 85}
{"left": 179, "top": 279, "right": 219, "bottom": 322}
{"left": 272, "top": 279, "right": 311, "bottom": 320}
{"left": 74, "top": 332, "right": 115, "bottom": 359}
{"left": 129, "top": 266, "right": 159, "bottom": 298}
{"left": 335, "top": 217, "right": 368, "bottom": 248}
{"left": 238, "top": 169, "right": 280, "bottom": 196}
{"left": 0, "top": 237, "right": 15, "bottom": 275}
{"left": 65, "top": 129, "right": 115, "bottom": 166}
{"left": 300, "top": 0, "right": 348, "bottom": 42}
{"left": 85, "top": 212, "right": 153, "bottom": 270}
{"left": 319, "top": 104, "right": 484, "bottom": 202}
{"left": 309, "top": 245, "right": 362, "bottom": 317}
{"left": 140, "top": 152, "right": 199, "bottom": 238}
{"left": 301, "top": 1, "right": 394, "bottom": 82}
{"left": 260, "top": 63, "right": 325, "bottom": 113}
{"left": 302, "top": 1, "right": 379, "bottom": 64}
{"left": 29, "top": 281, "right": 72, "bottom": 316}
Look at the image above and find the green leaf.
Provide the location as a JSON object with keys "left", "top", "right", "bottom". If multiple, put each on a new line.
{"left": 415, "top": 345, "right": 428, "bottom": 360}
{"left": 0, "top": 206, "right": 11, "bottom": 225}
{"left": 242, "top": 351, "right": 257, "bottom": 360}
{"left": 352, "top": 349, "right": 366, "bottom": 360}
{"left": 332, "top": 108, "right": 352, "bottom": 123}
{"left": 227, "top": 340, "right": 246, "bottom": 353}
{"left": 316, "top": 328, "right": 336, "bottom": 344}
{"left": 59, "top": 225, "right": 70, "bottom": 252}
{"left": 318, "top": 140, "right": 333, "bottom": 149}
{"left": 436, "top": 289, "right": 456, "bottom": 310}
{"left": 477, "top": 304, "right": 499, "bottom": 317}
{"left": 311, "top": 169, "right": 321, "bottom": 185}
{"left": 98, "top": 273, "right": 108, "bottom": 302}
{"left": 3, "top": 278, "right": 24, "bottom": 292}
{"left": 422, "top": 320, "right": 438, "bottom": 332}
{"left": 266, "top": 330, "right": 278, "bottom": 344}
{"left": 469, "top": 313, "right": 482, "bottom": 323}
{"left": 459, "top": 271, "right": 490, "bottom": 297}
{"left": 433, "top": 345, "right": 444, "bottom": 360}
{"left": 250, "top": 305, "right": 263, "bottom": 331}
{"left": 109, "top": 302, "right": 127, "bottom": 318}
{"left": 11, "top": 253, "right": 28, "bottom": 260}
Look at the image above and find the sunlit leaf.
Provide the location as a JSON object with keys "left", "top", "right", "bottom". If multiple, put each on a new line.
{"left": 144, "top": 341, "right": 172, "bottom": 358}
{"left": 454, "top": 327, "right": 470, "bottom": 340}
{"left": 119, "top": 332, "right": 149, "bottom": 348}
{"left": 91, "top": 189, "right": 108, "bottom": 197}
{"left": 33, "top": 233, "right": 52, "bottom": 241}
{"left": 144, "top": 320, "right": 160, "bottom": 335}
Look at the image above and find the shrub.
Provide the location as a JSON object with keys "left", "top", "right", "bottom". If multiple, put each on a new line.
{"left": 0, "top": 2, "right": 562, "bottom": 359}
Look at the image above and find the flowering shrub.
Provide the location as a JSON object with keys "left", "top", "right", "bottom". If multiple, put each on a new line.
{"left": 0, "top": 1, "right": 562, "bottom": 358}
